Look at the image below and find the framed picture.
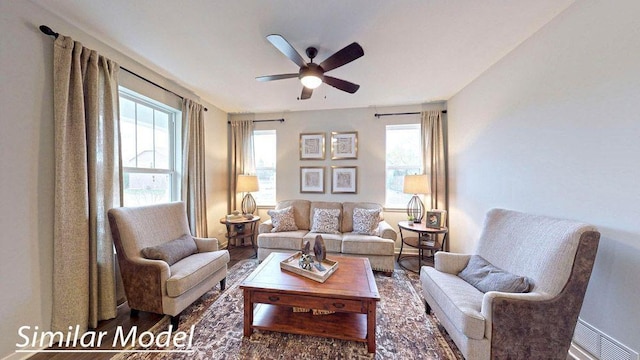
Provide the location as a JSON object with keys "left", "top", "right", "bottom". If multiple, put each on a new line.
{"left": 426, "top": 210, "right": 447, "bottom": 228}
{"left": 300, "top": 167, "right": 325, "bottom": 193}
{"left": 300, "top": 133, "right": 325, "bottom": 160}
{"left": 331, "top": 166, "right": 357, "bottom": 193}
{"left": 331, "top": 131, "right": 358, "bottom": 159}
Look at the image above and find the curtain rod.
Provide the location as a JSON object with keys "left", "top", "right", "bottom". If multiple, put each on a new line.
{"left": 39, "top": 25, "right": 208, "bottom": 112}
{"left": 374, "top": 110, "right": 447, "bottom": 118}
{"left": 227, "top": 118, "right": 285, "bottom": 124}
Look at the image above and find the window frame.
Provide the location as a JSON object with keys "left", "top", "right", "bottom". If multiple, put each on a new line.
{"left": 253, "top": 129, "right": 277, "bottom": 207}
{"left": 384, "top": 123, "right": 423, "bottom": 209}
{"left": 119, "top": 87, "right": 181, "bottom": 206}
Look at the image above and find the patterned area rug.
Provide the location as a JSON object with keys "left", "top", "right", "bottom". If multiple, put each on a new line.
{"left": 112, "top": 259, "right": 463, "bottom": 360}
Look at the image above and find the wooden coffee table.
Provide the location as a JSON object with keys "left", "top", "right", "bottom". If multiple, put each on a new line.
{"left": 240, "top": 252, "right": 380, "bottom": 353}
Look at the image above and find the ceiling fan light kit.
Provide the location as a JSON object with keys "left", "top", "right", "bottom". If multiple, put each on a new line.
{"left": 257, "top": 34, "right": 364, "bottom": 99}
{"left": 299, "top": 65, "right": 323, "bottom": 89}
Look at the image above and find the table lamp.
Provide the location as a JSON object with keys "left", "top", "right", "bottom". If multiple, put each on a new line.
{"left": 403, "top": 174, "right": 429, "bottom": 223}
{"left": 237, "top": 174, "right": 259, "bottom": 215}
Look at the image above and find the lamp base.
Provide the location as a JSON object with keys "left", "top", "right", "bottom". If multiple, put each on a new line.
{"left": 406, "top": 195, "right": 425, "bottom": 223}
{"left": 241, "top": 193, "right": 256, "bottom": 215}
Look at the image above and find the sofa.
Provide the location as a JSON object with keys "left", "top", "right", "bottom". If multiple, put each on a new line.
{"left": 420, "top": 208, "right": 600, "bottom": 359}
{"left": 108, "top": 202, "right": 230, "bottom": 325}
{"left": 257, "top": 199, "right": 397, "bottom": 273}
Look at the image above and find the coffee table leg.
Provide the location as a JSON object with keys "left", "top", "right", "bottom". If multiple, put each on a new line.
{"left": 367, "top": 300, "right": 376, "bottom": 353}
{"left": 243, "top": 289, "right": 253, "bottom": 336}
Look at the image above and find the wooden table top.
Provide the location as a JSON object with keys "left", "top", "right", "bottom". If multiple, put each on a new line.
{"left": 240, "top": 252, "right": 380, "bottom": 301}
{"left": 398, "top": 221, "right": 448, "bottom": 233}
{"left": 219, "top": 216, "right": 260, "bottom": 224}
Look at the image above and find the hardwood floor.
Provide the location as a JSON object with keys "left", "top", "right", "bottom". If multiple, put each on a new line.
{"left": 28, "top": 245, "right": 256, "bottom": 360}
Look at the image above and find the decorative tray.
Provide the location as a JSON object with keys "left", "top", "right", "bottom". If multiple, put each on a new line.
{"left": 280, "top": 252, "right": 338, "bottom": 283}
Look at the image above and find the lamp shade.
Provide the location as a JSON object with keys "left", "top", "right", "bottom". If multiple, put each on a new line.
{"left": 403, "top": 174, "right": 429, "bottom": 195}
{"left": 236, "top": 175, "right": 259, "bottom": 193}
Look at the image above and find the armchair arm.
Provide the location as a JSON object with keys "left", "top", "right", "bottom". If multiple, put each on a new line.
{"left": 481, "top": 291, "right": 553, "bottom": 327}
{"left": 434, "top": 252, "right": 471, "bottom": 274}
{"left": 193, "top": 236, "right": 220, "bottom": 252}
{"left": 259, "top": 219, "right": 274, "bottom": 234}
{"left": 378, "top": 221, "right": 397, "bottom": 241}
{"left": 485, "top": 231, "right": 600, "bottom": 359}
{"left": 118, "top": 256, "right": 171, "bottom": 314}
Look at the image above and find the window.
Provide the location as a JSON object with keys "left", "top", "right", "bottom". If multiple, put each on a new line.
{"left": 119, "top": 88, "right": 181, "bottom": 206}
{"left": 253, "top": 130, "right": 277, "bottom": 206}
{"left": 385, "top": 124, "right": 422, "bottom": 208}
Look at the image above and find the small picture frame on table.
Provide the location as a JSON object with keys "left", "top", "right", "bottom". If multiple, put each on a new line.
{"left": 331, "top": 166, "right": 357, "bottom": 194}
{"left": 300, "top": 167, "right": 325, "bottom": 193}
{"left": 426, "top": 210, "right": 447, "bottom": 228}
{"left": 300, "top": 133, "right": 325, "bottom": 160}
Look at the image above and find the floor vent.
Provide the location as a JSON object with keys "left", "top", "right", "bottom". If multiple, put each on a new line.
{"left": 571, "top": 319, "right": 638, "bottom": 360}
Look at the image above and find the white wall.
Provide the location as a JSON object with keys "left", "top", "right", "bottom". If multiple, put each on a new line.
{"left": 230, "top": 103, "right": 445, "bottom": 250}
{"left": 0, "top": 2, "right": 227, "bottom": 358}
{"left": 448, "top": 0, "right": 640, "bottom": 353}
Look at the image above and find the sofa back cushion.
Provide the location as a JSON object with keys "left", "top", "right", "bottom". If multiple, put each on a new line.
{"left": 309, "top": 201, "right": 342, "bottom": 231}
{"left": 342, "top": 202, "right": 383, "bottom": 233}
{"left": 108, "top": 202, "right": 192, "bottom": 260}
{"left": 276, "top": 200, "right": 311, "bottom": 230}
{"left": 475, "top": 208, "right": 597, "bottom": 296}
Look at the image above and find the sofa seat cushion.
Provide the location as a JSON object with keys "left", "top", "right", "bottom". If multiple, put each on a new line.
{"left": 257, "top": 230, "right": 307, "bottom": 250}
{"left": 341, "top": 234, "right": 394, "bottom": 256}
{"left": 303, "top": 232, "right": 343, "bottom": 253}
{"left": 166, "top": 250, "right": 230, "bottom": 297}
{"left": 421, "top": 266, "right": 486, "bottom": 340}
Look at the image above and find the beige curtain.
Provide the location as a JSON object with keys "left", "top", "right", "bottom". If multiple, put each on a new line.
{"left": 421, "top": 110, "right": 448, "bottom": 212}
{"left": 51, "top": 36, "right": 122, "bottom": 331}
{"left": 182, "top": 99, "right": 208, "bottom": 237}
{"left": 228, "top": 120, "right": 255, "bottom": 213}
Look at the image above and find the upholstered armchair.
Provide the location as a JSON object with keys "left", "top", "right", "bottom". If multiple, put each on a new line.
{"left": 420, "top": 208, "right": 600, "bottom": 359}
{"left": 108, "top": 202, "right": 230, "bottom": 325}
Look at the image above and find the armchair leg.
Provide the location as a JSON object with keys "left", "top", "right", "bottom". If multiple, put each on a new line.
{"left": 130, "top": 309, "right": 139, "bottom": 317}
{"left": 220, "top": 278, "right": 226, "bottom": 291}
{"left": 171, "top": 315, "right": 180, "bottom": 328}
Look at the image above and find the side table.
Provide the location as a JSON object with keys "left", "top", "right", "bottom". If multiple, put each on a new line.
{"left": 219, "top": 216, "right": 260, "bottom": 258}
{"left": 397, "top": 221, "right": 448, "bottom": 273}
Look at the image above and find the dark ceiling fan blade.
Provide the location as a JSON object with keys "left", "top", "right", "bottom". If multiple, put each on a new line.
{"left": 300, "top": 86, "right": 313, "bottom": 100}
{"left": 255, "top": 73, "right": 299, "bottom": 82}
{"left": 266, "top": 34, "right": 307, "bottom": 68}
{"left": 323, "top": 76, "right": 360, "bottom": 94}
{"left": 319, "top": 42, "right": 364, "bottom": 72}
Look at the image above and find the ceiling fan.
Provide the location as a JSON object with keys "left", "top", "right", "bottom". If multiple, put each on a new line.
{"left": 256, "top": 34, "right": 364, "bottom": 100}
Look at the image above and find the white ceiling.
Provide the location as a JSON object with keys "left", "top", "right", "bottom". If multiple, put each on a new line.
{"left": 33, "top": 0, "right": 574, "bottom": 113}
